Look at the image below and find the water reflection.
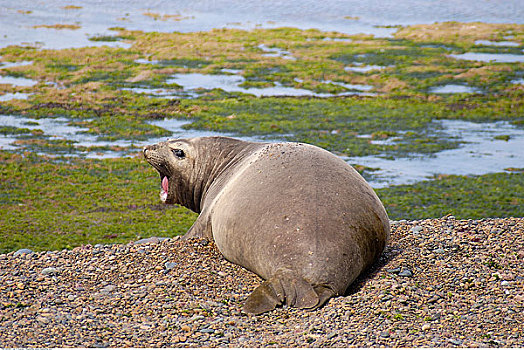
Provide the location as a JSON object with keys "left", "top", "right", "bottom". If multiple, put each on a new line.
{"left": 474, "top": 40, "right": 520, "bottom": 47}
{"left": 127, "top": 73, "right": 376, "bottom": 97}
{"left": 450, "top": 52, "right": 524, "bottom": 63}
{"left": 345, "top": 120, "right": 524, "bottom": 188}
{"left": 428, "top": 84, "right": 481, "bottom": 94}
{"left": 0, "top": 75, "right": 38, "bottom": 87}
{"left": 0, "top": 93, "right": 31, "bottom": 101}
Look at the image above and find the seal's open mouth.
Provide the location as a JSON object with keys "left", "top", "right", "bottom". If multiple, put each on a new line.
{"left": 160, "top": 176, "right": 169, "bottom": 202}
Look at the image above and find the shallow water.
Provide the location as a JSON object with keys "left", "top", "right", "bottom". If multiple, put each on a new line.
{"left": 474, "top": 40, "right": 521, "bottom": 47}
{"left": 0, "top": 75, "right": 38, "bottom": 87}
{"left": 1, "top": 0, "right": 523, "bottom": 49}
{"left": 345, "top": 120, "right": 524, "bottom": 188}
{"left": 0, "top": 60, "right": 34, "bottom": 69}
{"left": 0, "top": 114, "right": 271, "bottom": 157}
{"left": 148, "top": 118, "right": 272, "bottom": 143}
{"left": 450, "top": 52, "right": 524, "bottom": 63}
{"left": 1, "top": 114, "right": 523, "bottom": 186}
{"left": 0, "top": 114, "right": 140, "bottom": 158}
{"left": 428, "top": 84, "right": 481, "bottom": 94}
{"left": 345, "top": 65, "right": 387, "bottom": 73}
{"left": 0, "top": 92, "right": 31, "bottom": 101}
{"left": 152, "top": 73, "right": 374, "bottom": 97}
{"left": 258, "top": 44, "right": 295, "bottom": 60}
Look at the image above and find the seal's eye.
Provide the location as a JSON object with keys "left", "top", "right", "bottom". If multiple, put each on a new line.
{"left": 172, "top": 149, "right": 185, "bottom": 159}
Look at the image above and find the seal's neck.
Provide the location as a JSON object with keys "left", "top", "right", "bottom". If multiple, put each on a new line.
{"left": 184, "top": 138, "right": 261, "bottom": 213}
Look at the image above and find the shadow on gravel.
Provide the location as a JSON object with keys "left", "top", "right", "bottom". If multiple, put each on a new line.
{"left": 344, "top": 243, "right": 402, "bottom": 296}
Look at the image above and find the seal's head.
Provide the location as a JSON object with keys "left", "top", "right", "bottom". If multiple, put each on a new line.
{"left": 143, "top": 138, "right": 196, "bottom": 207}
{"left": 143, "top": 136, "right": 254, "bottom": 212}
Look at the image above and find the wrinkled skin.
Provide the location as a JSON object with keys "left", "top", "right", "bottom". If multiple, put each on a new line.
{"left": 144, "top": 136, "right": 390, "bottom": 314}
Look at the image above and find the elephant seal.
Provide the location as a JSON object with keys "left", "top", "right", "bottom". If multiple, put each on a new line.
{"left": 143, "top": 136, "right": 390, "bottom": 315}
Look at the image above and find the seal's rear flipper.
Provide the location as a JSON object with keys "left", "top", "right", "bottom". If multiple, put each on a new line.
{"left": 312, "top": 285, "right": 336, "bottom": 310}
{"left": 242, "top": 280, "right": 281, "bottom": 315}
{"left": 242, "top": 269, "right": 335, "bottom": 315}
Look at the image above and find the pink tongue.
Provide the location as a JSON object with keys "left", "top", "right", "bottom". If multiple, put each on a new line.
{"left": 161, "top": 176, "right": 169, "bottom": 192}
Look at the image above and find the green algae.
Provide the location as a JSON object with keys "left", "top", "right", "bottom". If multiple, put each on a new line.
{"left": 0, "top": 151, "right": 196, "bottom": 253}
{"left": 177, "top": 94, "right": 520, "bottom": 157}
{"left": 88, "top": 34, "right": 136, "bottom": 42}
{"left": 377, "top": 171, "right": 524, "bottom": 220}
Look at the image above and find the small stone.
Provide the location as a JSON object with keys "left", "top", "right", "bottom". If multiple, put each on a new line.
{"left": 327, "top": 331, "right": 338, "bottom": 339}
{"left": 100, "top": 285, "right": 116, "bottom": 294}
{"left": 449, "top": 339, "right": 462, "bottom": 345}
{"left": 501, "top": 281, "right": 510, "bottom": 286}
{"left": 387, "top": 267, "right": 401, "bottom": 274}
{"left": 422, "top": 323, "right": 431, "bottom": 331}
{"left": 36, "top": 316, "right": 49, "bottom": 324}
{"left": 181, "top": 325, "right": 191, "bottom": 332}
{"left": 398, "top": 268, "right": 413, "bottom": 277}
{"left": 164, "top": 262, "right": 177, "bottom": 270}
{"left": 433, "top": 248, "right": 445, "bottom": 254}
{"left": 200, "top": 328, "right": 215, "bottom": 333}
{"left": 411, "top": 226, "right": 423, "bottom": 234}
{"left": 380, "top": 331, "right": 390, "bottom": 338}
{"left": 41, "top": 267, "right": 59, "bottom": 275}
{"left": 190, "top": 315, "right": 205, "bottom": 321}
{"left": 14, "top": 248, "right": 33, "bottom": 256}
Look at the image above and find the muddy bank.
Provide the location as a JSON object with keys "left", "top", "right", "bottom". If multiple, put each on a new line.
{"left": 1, "top": 217, "right": 522, "bottom": 347}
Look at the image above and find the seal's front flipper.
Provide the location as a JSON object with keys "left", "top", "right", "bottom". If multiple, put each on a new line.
{"left": 182, "top": 211, "right": 213, "bottom": 240}
{"left": 243, "top": 269, "right": 334, "bottom": 315}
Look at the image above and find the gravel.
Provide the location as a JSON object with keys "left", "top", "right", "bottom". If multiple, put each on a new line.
{"left": 1, "top": 217, "right": 522, "bottom": 347}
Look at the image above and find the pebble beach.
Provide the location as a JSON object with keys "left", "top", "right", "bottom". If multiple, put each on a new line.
{"left": 1, "top": 216, "right": 522, "bottom": 347}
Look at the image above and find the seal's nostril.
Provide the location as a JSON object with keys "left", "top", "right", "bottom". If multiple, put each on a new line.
{"left": 143, "top": 144, "right": 157, "bottom": 157}
{"left": 143, "top": 146, "right": 153, "bottom": 158}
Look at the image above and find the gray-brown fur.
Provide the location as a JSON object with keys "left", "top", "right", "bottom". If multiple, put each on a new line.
{"left": 143, "top": 136, "right": 390, "bottom": 315}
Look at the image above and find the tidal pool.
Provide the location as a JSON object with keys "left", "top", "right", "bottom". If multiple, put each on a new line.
{"left": 345, "top": 120, "right": 524, "bottom": 188}
{"left": 345, "top": 65, "right": 387, "bottom": 73}
{"left": 428, "top": 84, "right": 481, "bottom": 94}
{"left": 474, "top": 40, "right": 521, "bottom": 47}
{"left": 0, "top": 115, "right": 138, "bottom": 158}
{"left": 0, "top": 60, "right": 34, "bottom": 69}
{"left": 164, "top": 73, "right": 373, "bottom": 97}
{"left": 0, "top": 75, "right": 37, "bottom": 87}
{"left": 0, "top": 92, "right": 31, "bottom": 101}
{"left": 450, "top": 52, "right": 524, "bottom": 63}
{"left": 258, "top": 44, "right": 295, "bottom": 60}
